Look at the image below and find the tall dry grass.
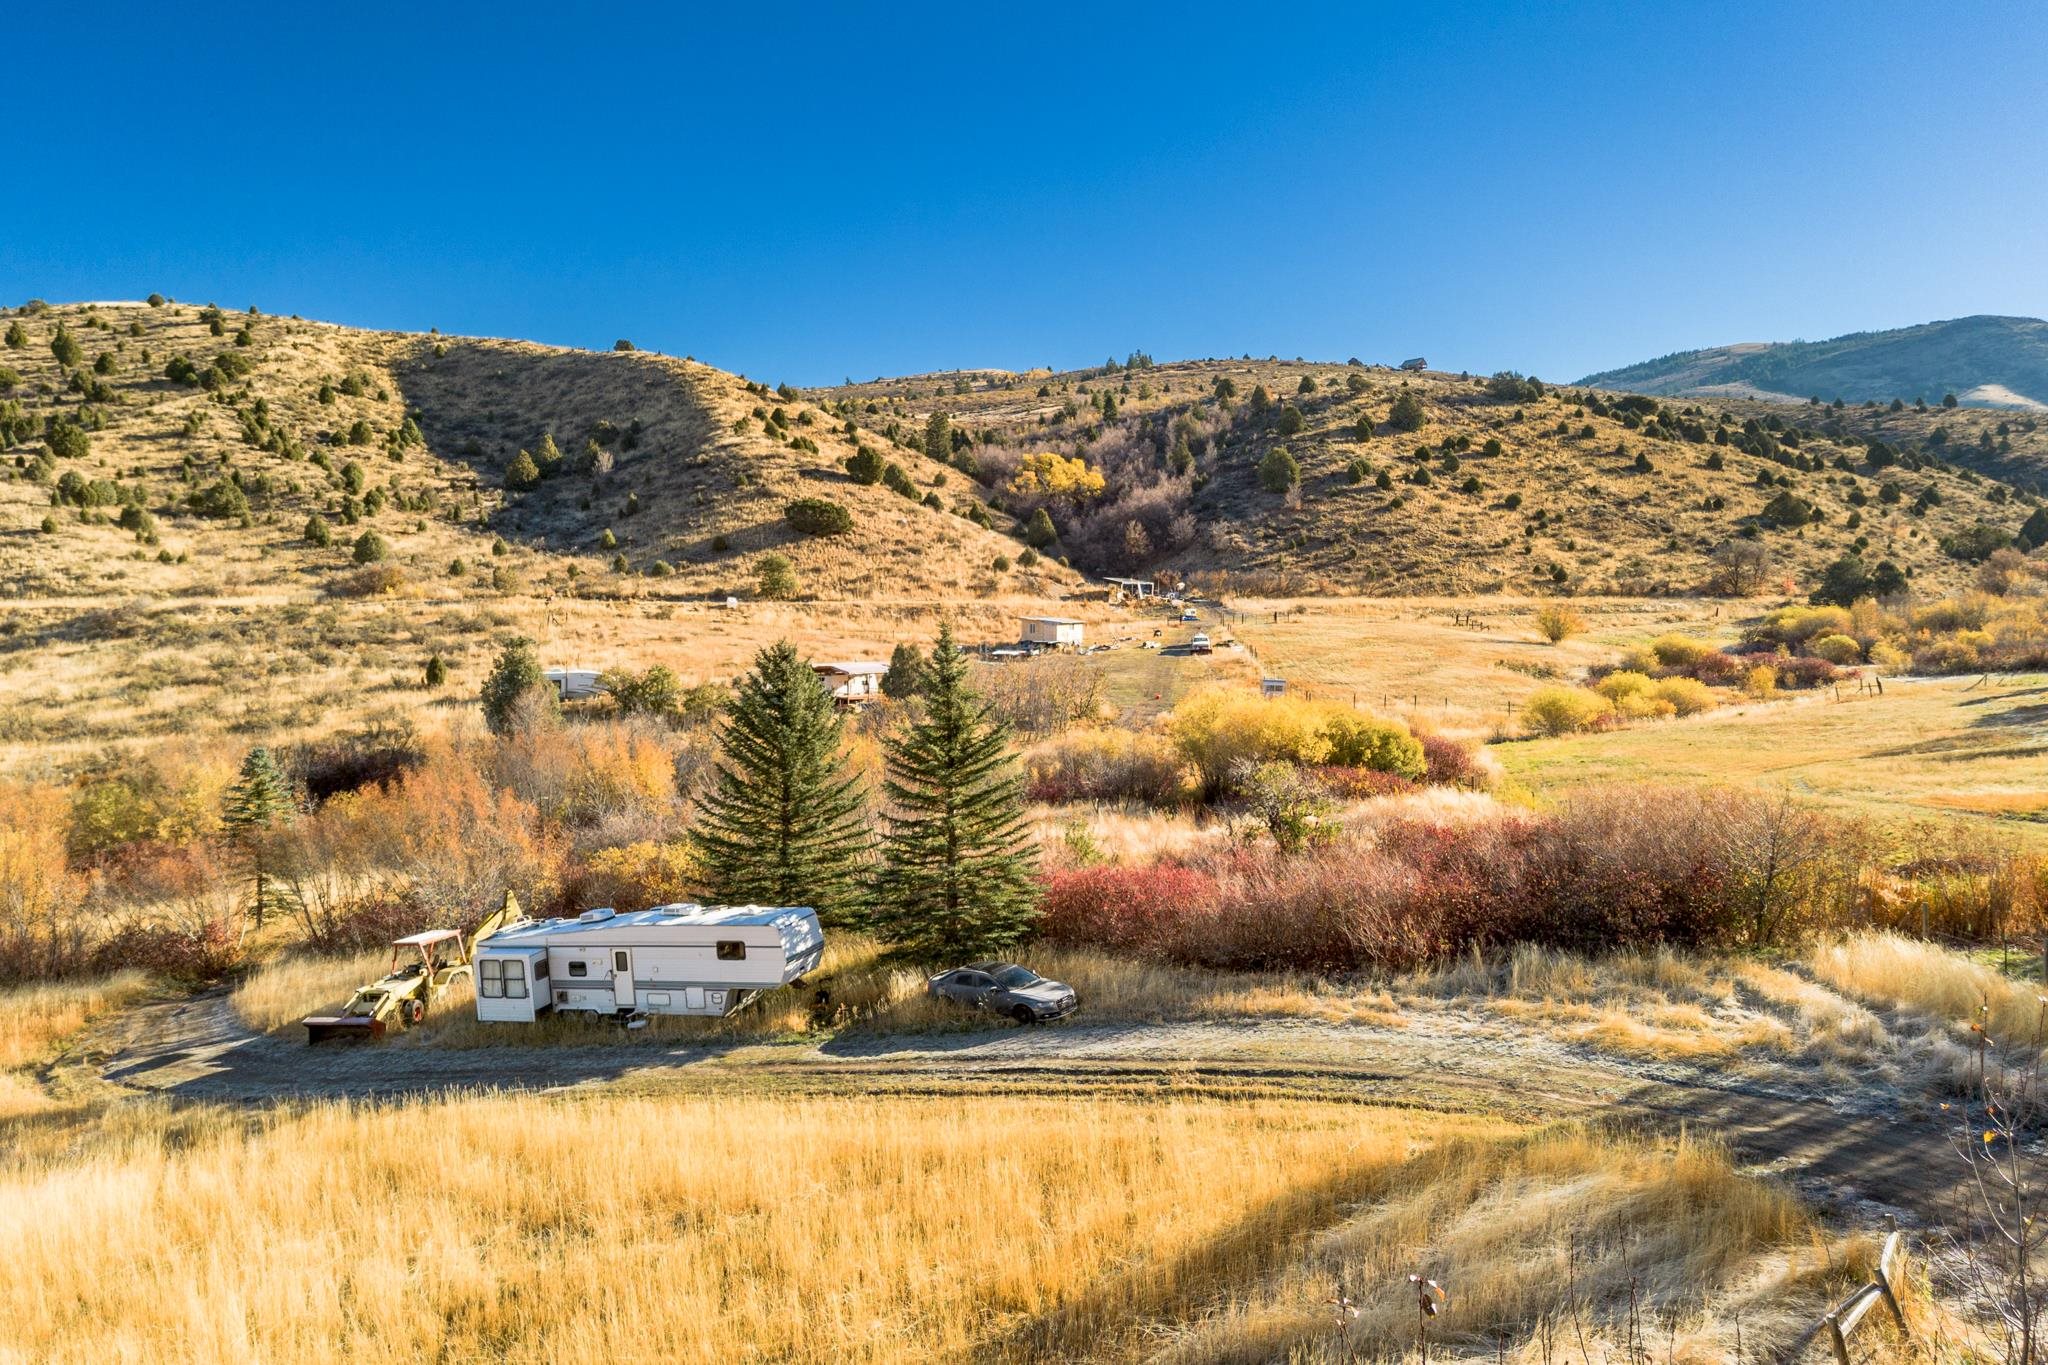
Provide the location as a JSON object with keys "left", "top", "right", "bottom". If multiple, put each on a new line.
{"left": 1150, "top": 1127, "right": 1844, "bottom": 1362}
{"left": 0, "top": 971, "right": 149, "bottom": 1068}
{"left": 229, "top": 949, "right": 393, "bottom": 1033}
{"left": 1810, "top": 932, "right": 2048, "bottom": 1089}
{"left": 1812, "top": 933, "right": 2048, "bottom": 1042}
{"left": 0, "top": 1093, "right": 1508, "bottom": 1363}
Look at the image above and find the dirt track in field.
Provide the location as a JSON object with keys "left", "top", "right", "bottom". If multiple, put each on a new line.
{"left": 54, "top": 988, "right": 1969, "bottom": 1230}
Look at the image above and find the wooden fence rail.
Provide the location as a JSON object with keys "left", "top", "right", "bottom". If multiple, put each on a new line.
{"left": 1815, "top": 1227, "right": 1907, "bottom": 1363}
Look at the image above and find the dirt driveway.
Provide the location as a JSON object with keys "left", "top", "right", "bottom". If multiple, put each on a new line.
{"left": 59, "top": 988, "right": 1969, "bottom": 1229}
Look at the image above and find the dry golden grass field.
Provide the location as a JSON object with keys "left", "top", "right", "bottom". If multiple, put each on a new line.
{"left": 1221, "top": 595, "right": 1736, "bottom": 736}
{"left": 1504, "top": 671, "right": 2048, "bottom": 836}
{"left": 0, "top": 1087, "right": 1906, "bottom": 1363}
{"left": 11, "top": 921, "right": 2005, "bottom": 1361}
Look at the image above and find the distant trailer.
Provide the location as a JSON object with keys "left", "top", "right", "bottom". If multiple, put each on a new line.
{"left": 813, "top": 660, "right": 889, "bottom": 706}
{"left": 1104, "top": 576, "right": 1155, "bottom": 600}
{"left": 1261, "top": 678, "right": 1286, "bottom": 697}
{"left": 1398, "top": 357, "right": 1427, "bottom": 372}
{"left": 543, "top": 668, "right": 605, "bottom": 701}
{"left": 473, "top": 905, "right": 825, "bottom": 1023}
{"left": 1018, "top": 616, "right": 1085, "bottom": 650}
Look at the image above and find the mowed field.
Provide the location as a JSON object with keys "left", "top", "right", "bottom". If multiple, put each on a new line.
{"left": 1203, "top": 595, "right": 2047, "bottom": 838}
{"left": 1222, "top": 595, "right": 1735, "bottom": 738}
{"left": 1505, "top": 672, "right": 2048, "bottom": 833}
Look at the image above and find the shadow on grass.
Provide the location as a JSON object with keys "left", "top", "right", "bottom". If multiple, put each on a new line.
{"left": 974, "top": 1149, "right": 1390, "bottom": 1363}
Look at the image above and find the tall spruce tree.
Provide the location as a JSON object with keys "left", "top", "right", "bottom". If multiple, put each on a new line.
{"left": 869, "top": 623, "right": 1038, "bottom": 956}
{"left": 689, "top": 641, "right": 870, "bottom": 923}
{"left": 223, "top": 747, "right": 294, "bottom": 927}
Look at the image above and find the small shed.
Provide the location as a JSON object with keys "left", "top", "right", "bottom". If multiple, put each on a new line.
{"left": 813, "top": 660, "right": 889, "bottom": 706}
{"left": 1105, "top": 576, "right": 1155, "bottom": 600}
{"left": 1261, "top": 677, "right": 1287, "bottom": 698}
{"left": 1398, "top": 357, "right": 1427, "bottom": 372}
{"left": 1018, "top": 616, "right": 1085, "bottom": 649}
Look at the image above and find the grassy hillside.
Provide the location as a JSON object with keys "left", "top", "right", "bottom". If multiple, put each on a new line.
{"left": 0, "top": 299, "right": 1076, "bottom": 605}
{"left": 1581, "top": 314, "right": 2048, "bottom": 411}
{"left": 817, "top": 357, "right": 2041, "bottom": 596}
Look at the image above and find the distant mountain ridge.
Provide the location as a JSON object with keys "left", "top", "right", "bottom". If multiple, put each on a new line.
{"left": 1581, "top": 315, "right": 2048, "bottom": 410}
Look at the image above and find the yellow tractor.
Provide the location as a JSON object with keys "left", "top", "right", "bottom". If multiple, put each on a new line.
{"left": 303, "top": 892, "right": 525, "bottom": 1042}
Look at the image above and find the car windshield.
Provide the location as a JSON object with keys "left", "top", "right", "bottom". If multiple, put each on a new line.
{"left": 993, "top": 966, "right": 1041, "bottom": 988}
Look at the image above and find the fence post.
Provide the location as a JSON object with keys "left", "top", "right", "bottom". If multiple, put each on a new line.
{"left": 1826, "top": 1317, "right": 1852, "bottom": 1365}
{"left": 1875, "top": 1229, "right": 1908, "bottom": 1334}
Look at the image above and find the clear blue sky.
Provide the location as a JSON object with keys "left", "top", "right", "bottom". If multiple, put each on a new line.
{"left": 7, "top": 1, "right": 2042, "bottom": 385}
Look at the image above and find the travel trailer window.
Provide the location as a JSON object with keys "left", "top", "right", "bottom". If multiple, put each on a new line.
{"left": 716, "top": 941, "right": 746, "bottom": 961}
{"left": 613, "top": 950, "right": 630, "bottom": 973}
{"left": 533, "top": 958, "right": 548, "bottom": 979}
{"left": 503, "top": 961, "right": 527, "bottom": 1000}
{"left": 479, "top": 959, "right": 505, "bottom": 998}
{"left": 567, "top": 961, "right": 588, "bottom": 978}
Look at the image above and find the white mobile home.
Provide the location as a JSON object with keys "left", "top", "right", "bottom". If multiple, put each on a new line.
{"left": 543, "top": 668, "right": 605, "bottom": 701}
{"left": 813, "top": 660, "right": 889, "bottom": 706}
{"left": 1018, "top": 616, "right": 1085, "bottom": 650}
{"left": 472, "top": 905, "right": 825, "bottom": 1023}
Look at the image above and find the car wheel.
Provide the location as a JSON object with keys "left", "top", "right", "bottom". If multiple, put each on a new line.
{"left": 1012, "top": 1005, "right": 1035, "bottom": 1026}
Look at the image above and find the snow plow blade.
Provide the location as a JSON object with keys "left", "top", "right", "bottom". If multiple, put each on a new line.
{"left": 303, "top": 1016, "right": 385, "bottom": 1043}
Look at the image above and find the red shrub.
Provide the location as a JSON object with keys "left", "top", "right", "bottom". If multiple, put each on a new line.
{"left": 1309, "top": 765, "right": 1418, "bottom": 801}
{"left": 1037, "top": 864, "right": 1220, "bottom": 955}
{"left": 92, "top": 914, "right": 246, "bottom": 981}
{"left": 1415, "top": 733, "right": 1490, "bottom": 788}
{"left": 1684, "top": 651, "right": 1749, "bottom": 685}
{"left": 1773, "top": 655, "right": 1842, "bottom": 689}
{"left": 1037, "top": 787, "right": 1771, "bottom": 973}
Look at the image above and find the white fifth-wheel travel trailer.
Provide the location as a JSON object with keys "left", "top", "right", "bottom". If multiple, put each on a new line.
{"left": 471, "top": 904, "right": 825, "bottom": 1024}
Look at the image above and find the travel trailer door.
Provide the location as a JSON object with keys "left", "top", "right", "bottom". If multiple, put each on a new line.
{"left": 610, "top": 949, "right": 635, "bottom": 1009}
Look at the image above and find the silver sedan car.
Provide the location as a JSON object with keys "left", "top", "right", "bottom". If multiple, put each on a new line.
{"left": 927, "top": 963, "right": 1078, "bottom": 1024}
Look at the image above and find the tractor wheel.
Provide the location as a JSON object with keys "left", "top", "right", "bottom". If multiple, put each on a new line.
{"left": 405, "top": 999, "right": 426, "bottom": 1027}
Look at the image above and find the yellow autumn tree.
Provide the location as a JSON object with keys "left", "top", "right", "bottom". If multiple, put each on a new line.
{"left": 1008, "top": 452, "right": 1106, "bottom": 501}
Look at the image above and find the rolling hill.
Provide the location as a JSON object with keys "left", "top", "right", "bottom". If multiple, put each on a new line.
{"left": 3, "top": 299, "right": 2042, "bottom": 613}
{"left": 1580, "top": 314, "right": 2048, "bottom": 410}
{"left": 817, "top": 357, "right": 2043, "bottom": 596}
{"left": 0, "top": 299, "right": 1076, "bottom": 604}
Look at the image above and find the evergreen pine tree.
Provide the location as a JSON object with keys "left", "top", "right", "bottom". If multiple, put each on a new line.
{"left": 923, "top": 411, "right": 952, "bottom": 465}
{"left": 223, "top": 747, "right": 294, "bottom": 927}
{"left": 688, "top": 641, "right": 870, "bottom": 923}
{"left": 880, "top": 641, "right": 928, "bottom": 699}
{"left": 868, "top": 623, "right": 1038, "bottom": 957}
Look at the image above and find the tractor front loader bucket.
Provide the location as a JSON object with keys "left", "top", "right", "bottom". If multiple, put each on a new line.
{"left": 303, "top": 1014, "right": 386, "bottom": 1043}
